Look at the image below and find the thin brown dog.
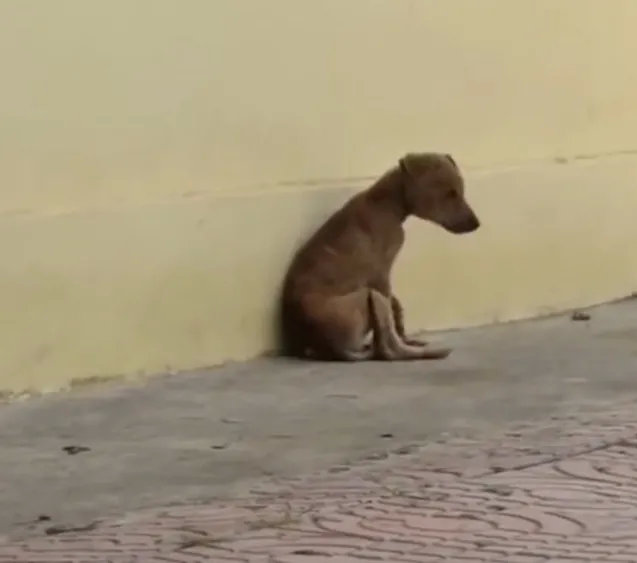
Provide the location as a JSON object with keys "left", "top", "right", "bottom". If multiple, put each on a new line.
{"left": 280, "top": 152, "right": 480, "bottom": 361}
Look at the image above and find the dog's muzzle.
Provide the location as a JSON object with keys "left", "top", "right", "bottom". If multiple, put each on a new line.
{"left": 448, "top": 212, "right": 480, "bottom": 234}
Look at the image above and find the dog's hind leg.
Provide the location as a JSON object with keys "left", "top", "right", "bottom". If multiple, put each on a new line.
{"left": 369, "top": 290, "right": 450, "bottom": 361}
{"left": 302, "top": 290, "right": 375, "bottom": 361}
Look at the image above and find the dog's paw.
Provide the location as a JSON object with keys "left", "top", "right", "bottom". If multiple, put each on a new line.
{"left": 424, "top": 346, "right": 452, "bottom": 359}
{"left": 405, "top": 337, "right": 428, "bottom": 347}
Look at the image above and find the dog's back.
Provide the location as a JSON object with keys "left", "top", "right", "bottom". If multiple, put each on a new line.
{"left": 279, "top": 196, "right": 358, "bottom": 357}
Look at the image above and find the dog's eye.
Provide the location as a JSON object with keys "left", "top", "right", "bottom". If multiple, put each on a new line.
{"left": 445, "top": 191, "right": 457, "bottom": 200}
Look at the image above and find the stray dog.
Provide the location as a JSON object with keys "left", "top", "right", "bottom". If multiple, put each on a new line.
{"left": 280, "top": 152, "right": 480, "bottom": 361}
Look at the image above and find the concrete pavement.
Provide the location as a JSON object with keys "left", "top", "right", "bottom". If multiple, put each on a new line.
{"left": 2, "top": 299, "right": 637, "bottom": 560}
{"left": 3, "top": 406, "right": 637, "bottom": 561}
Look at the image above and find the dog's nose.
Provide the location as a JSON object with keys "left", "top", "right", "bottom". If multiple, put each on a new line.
{"left": 452, "top": 213, "right": 480, "bottom": 233}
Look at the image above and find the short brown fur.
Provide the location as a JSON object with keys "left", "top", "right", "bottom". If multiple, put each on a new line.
{"left": 280, "top": 152, "right": 480, "bottom": 361}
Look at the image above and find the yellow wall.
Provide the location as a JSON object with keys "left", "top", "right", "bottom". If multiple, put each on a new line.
{"left": 2, "top": 0, "right": 637, "bottom": 393}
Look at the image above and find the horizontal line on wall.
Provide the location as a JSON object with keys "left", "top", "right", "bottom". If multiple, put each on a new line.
{"left": 2, "top": 148, "right": 637, "bottom": 222}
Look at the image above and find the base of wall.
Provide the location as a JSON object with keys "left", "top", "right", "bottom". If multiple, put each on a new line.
{"left": 2, "top": 154, "right": 636, "bottom": 393}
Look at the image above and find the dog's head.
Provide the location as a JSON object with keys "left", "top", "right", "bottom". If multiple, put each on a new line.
{"left": 399, "top": 152, "right": 480, "bottom": 234}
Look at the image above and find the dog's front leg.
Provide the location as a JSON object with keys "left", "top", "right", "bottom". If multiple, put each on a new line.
{"left": 390, "top": 295, "right": 428, "bottom": 347}
{"left": 370, "top": 276, "right": 427, "bottom": 347}
{"left": 368, "top": 290, "right": 449, "bottom": 360}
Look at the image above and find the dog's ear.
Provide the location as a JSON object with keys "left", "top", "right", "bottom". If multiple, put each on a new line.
{"left": 445, "top": 154, "right": 458, "bottom": 169}
{"left": 399, "top": 153, "right": 417, "bottom": 178}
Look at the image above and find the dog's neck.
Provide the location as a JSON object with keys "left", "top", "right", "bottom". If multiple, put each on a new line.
{"left": 365, "top": 165, "right": 410, "bottom": 223}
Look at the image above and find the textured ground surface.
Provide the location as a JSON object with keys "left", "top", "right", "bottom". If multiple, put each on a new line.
{"left": 2, "top": 299, "right": 637, "bottom": 561}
